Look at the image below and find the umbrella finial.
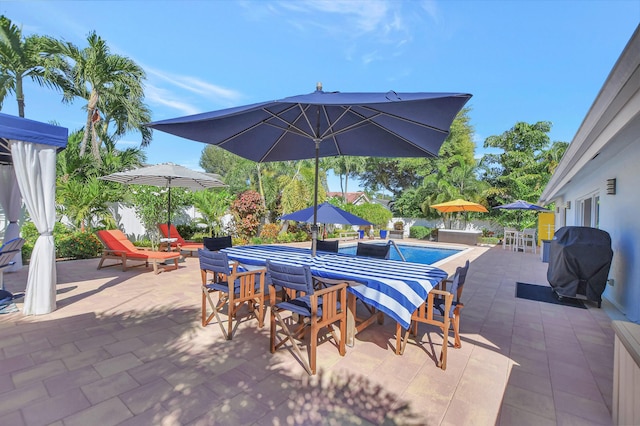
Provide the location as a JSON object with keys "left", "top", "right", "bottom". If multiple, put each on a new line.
{"left": 316, "top": 82, "right": 323, "bottom": 91}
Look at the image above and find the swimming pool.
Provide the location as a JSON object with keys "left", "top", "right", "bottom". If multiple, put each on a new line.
{"left": 339, "top": 243, "right": 462, "bottom": 265}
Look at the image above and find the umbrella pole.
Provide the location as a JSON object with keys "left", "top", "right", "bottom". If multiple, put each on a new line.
{"left": 311, "top": 138, "right": 320, "bottom": 256}
{"left": 166, "top": 184, "right": 172, "bottom": 251}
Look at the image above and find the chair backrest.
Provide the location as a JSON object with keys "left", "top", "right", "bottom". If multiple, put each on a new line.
{"left": 198, "top": 249, "right": 231, "bottom": 275}
{"left": 1, "top": 238, "right": 25, "bottom": 253}
{"left": 315, "top": 239, "right": 339, "bottom": 253}
{"left": 0, "top": 238, "right": 25, "bottom": 268}
{"left": 96, "top": 229, "right": 138, "bottom": 253}
{"left": 450, "top": 260, "right": 470, "bottom": 302}
{"left": 158, "top": 223, "right": 186, "bottom": 245}
{"left": 266, "top": 260, "right": 314, "bottom": 295}
{"left": 356, "top": 242, "right": 390, "bottom": 259}
{"left": 203, "top": 235, "right": 233, "bottom": 251}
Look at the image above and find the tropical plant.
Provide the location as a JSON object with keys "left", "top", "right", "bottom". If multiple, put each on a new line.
{"left": 230, "top": 190, "right": 265, "bottom": 238}
{"left": 56, "top": 130, "right": 145, "bottom": 232}
{"left": 191, "top": 189, "right": 233, "bottom": 237}
{"left": 57, "top": 31, "right": 151, "bottom": 159}
{"left": 0, "top": 15, "right": 65, "bottom": 117}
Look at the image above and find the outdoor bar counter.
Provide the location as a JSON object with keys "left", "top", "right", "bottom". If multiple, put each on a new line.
{"left": 437, "top": 229, "right": 480, "bottom": 245}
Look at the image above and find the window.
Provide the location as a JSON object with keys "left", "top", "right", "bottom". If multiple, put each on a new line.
{"left": 578, "top": 193, "right": 600, "bottom": 228}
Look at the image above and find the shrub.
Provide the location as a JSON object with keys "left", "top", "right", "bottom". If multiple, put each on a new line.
{"left": 57, "top": 233, "right": 103, "bottom": 259}
{"left": 259, "top": 223, "right": 280, "bottom": 240}
{"left": 176, "top": 223, "right": 198, "bottom": 240}
{"left": 409, "top": 226, "right": 431, "bottom": 239}
{"left": 133, "top": 239, "right": 152, "bottom": 247}
{"left": 393, "top": 221, "right": 404, "bottom": 231}
{"left": 20, "top": 222, "right": 103, "bottom": 262}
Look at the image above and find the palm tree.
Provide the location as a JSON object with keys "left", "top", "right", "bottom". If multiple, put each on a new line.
{"left": 0, "top": 15, "right": 65, "bottom": 117}
{"left": 56, "top": 130, "right": 146, "bottom": 232}
{"left": 58, "top": 32, "right": 150, "bottom": 159}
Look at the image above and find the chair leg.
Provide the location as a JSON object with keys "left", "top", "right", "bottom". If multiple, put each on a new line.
{"left": 452, "top": 315, "right": 461, "bottom": 348}
{"left": 202, "top": 288, "right": 230, "bottom": 340}
{"left": 272, "top": 309, "right": 313, "bottom": 375}
{"left": 309, "top": 324, "right": 318, "bottom": 375}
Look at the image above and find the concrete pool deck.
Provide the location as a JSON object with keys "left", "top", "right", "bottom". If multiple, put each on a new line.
{"left": 0, "top": 240, "right": 622, "bottom": 425}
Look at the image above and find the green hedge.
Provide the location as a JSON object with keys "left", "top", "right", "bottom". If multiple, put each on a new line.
{"left": 20, "top": 222, "right": 102, "bottom": 263}
{"left": 409, "top": 226, "right": 431, "bottom": 239}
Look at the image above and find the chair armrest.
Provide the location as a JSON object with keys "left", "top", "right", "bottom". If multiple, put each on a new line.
{"left": 313, "top": 281, "right": 348, "bottom": 298}
{"left": 438, "top": 278, "right": 453, "bottom": 291}
{"left": 233, "top": 267, "right": 266, "bottom": 293}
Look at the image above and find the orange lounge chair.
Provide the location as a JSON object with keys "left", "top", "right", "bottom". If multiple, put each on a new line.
{"left": 158, "top": 223, "right": 203, "bottom": 256}
{"left": 96, "top": 229, "right": 181, "bottom": 274}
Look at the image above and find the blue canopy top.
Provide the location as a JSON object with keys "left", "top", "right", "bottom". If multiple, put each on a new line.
{"left": 280, "top": 202, "right": 371, "bottom": 226}
{"left": 0, "top": 113, "right": 68, "bottom": 165}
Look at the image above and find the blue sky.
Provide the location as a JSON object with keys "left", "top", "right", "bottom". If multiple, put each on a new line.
{"left": 1, "top": 1, "right": 638, "bottom": 191}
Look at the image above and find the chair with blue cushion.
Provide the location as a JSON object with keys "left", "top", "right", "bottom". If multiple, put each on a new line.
{"left": 395, "top": 260, "right": 470, "bottom": 370}
{"left": 437, "top": 259, "right": 470, "bottom": 348}
{"left": 198, "top": 248, "right": 266, "bottom": 340}
{"left": 266, "top": 260, "right": 347, "bottom": 375}
{"left": 203, "top": 235, "right": 233, "bottom": 252}
{"left": 356, "top": 242, "right": 390, "bottom": 259}
{"left": 315, "top": 239, "right": 339, "bottom": 253}
{"left": 0, "top": 238, "right": 25, "bottom": 291}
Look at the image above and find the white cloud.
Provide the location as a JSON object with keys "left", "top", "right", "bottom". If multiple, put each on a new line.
{"left": 145, "top": 66, "right": 243, "bottom": 106}
{"left": 145, "top": 84, "right": 201, "bottom": 116}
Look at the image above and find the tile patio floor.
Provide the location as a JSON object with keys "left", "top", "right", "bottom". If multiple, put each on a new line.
{"left": 0, "top": 242, "right": 622, "bottom": 425}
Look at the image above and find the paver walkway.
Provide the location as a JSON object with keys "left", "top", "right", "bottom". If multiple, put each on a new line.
{"left": 0, "top": 242, "right": 620, "bottom": 425}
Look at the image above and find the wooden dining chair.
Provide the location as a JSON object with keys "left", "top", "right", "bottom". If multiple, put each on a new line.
{"left": 356, "top": 242, "right": 390, "bottom": 259}
{"left": 315, "top": 239, "right": 339, "bottom": 253}
{"left": 395, "top": 288, "right": 454, "bottom": 370}
{"left": 437, "top": 259, "right": 470, "bottom": 348}
{"left": 266, "top": 260, "right": 347, "bottom": 375}
{"left": 198, "top": 249, "right": 266, "bottom": 340}
{"left": 203, "top": 235, "right": 233, "bottom": 251}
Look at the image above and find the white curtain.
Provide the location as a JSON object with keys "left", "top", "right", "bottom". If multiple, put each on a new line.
{"left": 10, "top": 140, "right": 57, "bottom": 315}
{"left": 0, "top": 164, "right": 23, "bottom": 271}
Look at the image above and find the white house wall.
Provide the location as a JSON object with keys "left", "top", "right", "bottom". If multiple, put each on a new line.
{"left": 552, "top": 130, "right": 640, "bottom": 322}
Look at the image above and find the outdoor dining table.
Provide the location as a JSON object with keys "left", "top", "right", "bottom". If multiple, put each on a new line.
{"left": 221, "top": 245, "right": 448, "bottom": 346}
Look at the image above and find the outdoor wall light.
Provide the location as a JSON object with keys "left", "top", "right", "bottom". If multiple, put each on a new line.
{"left": 607, "top": 178, "right": 617, "bottom": 195}
{"left": 566, "top": 201, "right": 571, "bottom": 209}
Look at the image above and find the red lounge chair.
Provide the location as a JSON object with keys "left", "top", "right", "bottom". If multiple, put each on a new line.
{"left": 158, "top": 223, "right": 203, "bottom": 256}
{"left": 96, "top": 230, "right": 180, "bottom": 274}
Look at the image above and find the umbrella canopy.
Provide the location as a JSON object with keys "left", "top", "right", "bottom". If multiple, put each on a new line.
{"left": 430, "top": 198, "right": 488, "bottom": 213}
{"left": 280, "top": 202, "right": 371, "bottom": 226}
{"left": 100, "top": 163, "right": 226, "bottom": 239}
{"left": 148, "top": 85, "right": 472, "bottom": 254}
{"left": 493, "top": 200, "right": 550, "bottom": 211}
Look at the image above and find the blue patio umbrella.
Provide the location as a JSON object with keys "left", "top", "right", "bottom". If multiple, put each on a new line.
{"left": 148, "top": 84, "right": 471, "bottom": 254}
{"left": 493, "top": 200, "right": 550, "bottom": 228}
{"left": 493, "top": 200, "right": 550, "bottom": 211}
{"left": 280, "top": 202, "right": 371, "bottom": 226}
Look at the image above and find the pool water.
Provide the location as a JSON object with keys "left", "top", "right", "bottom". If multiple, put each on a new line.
{"left": 339, "top": 243, "right": 461, "bottom": 265}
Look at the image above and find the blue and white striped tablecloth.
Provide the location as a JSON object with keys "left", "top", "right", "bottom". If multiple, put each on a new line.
{"left": 221, "top": 245, "right": 448, "bottom": 329}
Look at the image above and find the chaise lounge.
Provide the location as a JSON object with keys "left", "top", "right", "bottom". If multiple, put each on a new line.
{"left": 158, "top": 223, "right": 203, "bottom": 256}
{"left": 96, "top": 229, "right": 181, "bottom": 274}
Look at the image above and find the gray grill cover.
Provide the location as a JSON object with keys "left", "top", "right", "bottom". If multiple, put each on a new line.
{"left": 547, "top": 226, "right": 613, "bottom": 303}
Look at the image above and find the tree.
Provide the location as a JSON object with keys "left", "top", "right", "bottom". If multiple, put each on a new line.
{"left": 480, "top": 121, "right": 565, "bottom": 227}
{"left": 200, "top": 145, "right": 254, "bottom": 193}
{"left": 0, "top": 15, "right": 65, "bottom": 117}
{"left": 325, "top": 156, "right": 366, "bottom": 201}
{"left": 58, "top": 32, "right": 150, "bottom": 159}
{"left": 56, "top": 129, "right": 146, "bottom": 232}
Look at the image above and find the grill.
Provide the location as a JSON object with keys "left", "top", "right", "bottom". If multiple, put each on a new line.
{"left": 547, "top": 226, "right": 613, "bottom": 307}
